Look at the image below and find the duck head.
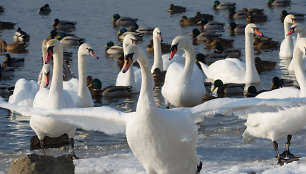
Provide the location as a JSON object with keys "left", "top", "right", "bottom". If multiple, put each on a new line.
{"left": 212, "top": 79, "right": 223, "bottom": 92}
{"left": 112, "top": 14, "right": 121, "bottom": 21}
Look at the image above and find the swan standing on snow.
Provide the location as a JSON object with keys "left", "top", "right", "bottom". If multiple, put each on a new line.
{"left": 31, "top": 39, "right": 78, "bottom": 158}
{"left": 199, "top": 23, "right": 263, "bottom": 84}
{"left": 279, "top": 14, "right": 296, "bottom": 58}
{"left": 63, "top": 43, "right": 98, "bottom": 108}
{"left": 243, "top": 38, "right": 306, "bottom": 165}
{"left": 115, "top": 34, "right": 142, "bottom": 93}
{"left": 162, "top": 36, "right": 206, "bottom": 108}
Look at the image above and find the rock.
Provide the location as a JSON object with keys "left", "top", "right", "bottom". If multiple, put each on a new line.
{"left": 30, "top": 134, "right": 70, "bottom": 150}
{"left": 8, "top": 153, "right": 75, "bottom": 174}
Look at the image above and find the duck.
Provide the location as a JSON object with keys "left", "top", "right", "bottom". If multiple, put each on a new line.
{"left": 117, "top": 28, "right": 144, "bottom": 42}
{"left": 31, "top": 39, "right": 78, "bottom": 158}
{"left": 242, "top": 39, "right": 306, "bottom": 165}
{"left": 255, "top": 57, "right": 276, "bottom": 74}
{"left": 147, "top": 39, "right": 171, "bottom": 54}
{"left": 129, "top": 23, "right": 154, "bottom": 35}
{"left": 280, "top": 10, "right": 304, "bottom": 23}
{"left": 59, "top": 35, "right": 85, "bottom": 47}
{"left": 279, "top": 14, "right": 296, "bottom": 58}
{"left": 87, "top": 77, "right": 132, "bottom": 98}
{"left": 161, "top": 36, "right": 206, "bottom": 108}
{"left": 267, "top": 0, "right": 290, "bottom": 7}
{"left": 0, "top": 40, "right": 28, "bottom": 54}
{"left": 112, "top": 13, "right": 138, "bottom": 27}
{"left": 227, "top": 8, "right": 248, "bottom": 19}
{"left": 195, "top": 53, "right": 226, "bottom": 66}
{"left": 38, "top": 4, "right": 51, "bottom": 15}
{"left": 116, "top": 34, "right": 142, "bottom": 93}
{"left": 52, "top": 18, "right": 76, "bottom": 32}
{"left": 246, "top": 14, "right": 267, "bottom": 23}
{"left": 180, "top": 12, "right": 214, "bottom": 27}
{"left": 270, "top": 76, "right": 295, "bottom": 90}
{"left": 13, "top": 27, "right": 30, "bottom": 42}
{"left": 213, "top": 42, "right": 241, "bottom": 58}
{"left": 2, "top": 54, "right": 24, "bottom": 68}
{"left": 150, "top": 28, "right": 185, "bottom": 84}
{"left": 253, "top": 35, "right": 278, "bottom": 51}
{"left": 62, "top": 43, "right": 99, "bottom": 108}
{"left": 0, "top": 21, "right": 15, "bottom": 30}
{"left": 104, "top": 41, "right": 123, "bottom": 56}
{"left": 197, "top": 17, "right": 224, "bottom": 32}
{"left": 212, "top": 1, "right": 236, "bottom": 10}
{"left": 190, "top": 28, "right": 222, "bottom": 44}
{"left": 211, "top": 79, "right": 244, "bottom": 97}
{"left": 205, "top": 37, "right": 234, "bottom": 49}
{"left": 168, "top": 4, "right": 186, "bottom": 14}
{"left": 199, "top": 23, "right": 262, "bottom": 84}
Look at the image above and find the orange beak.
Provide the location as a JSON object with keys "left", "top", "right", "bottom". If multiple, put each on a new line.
{"left": 254, "top": 28, "right": 263, "bottom": 36}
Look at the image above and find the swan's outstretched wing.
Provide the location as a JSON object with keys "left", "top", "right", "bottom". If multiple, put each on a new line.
{"left": 0, "top": 98, "right": 129, "bottom": 134}
{"left": 190, "top": 97, "right": 306, "bottom": 122}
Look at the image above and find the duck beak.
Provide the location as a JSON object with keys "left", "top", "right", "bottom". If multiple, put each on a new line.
{"left": 244, "top": 91, "right": 249, "bottom": 97}
{"left": 44, "top": 72, "right": 50, "bottom": 87}
{"left": 89, "top": 49, "right": 99, "bottom": 59}
{"left": 197, "top": 21, "right": 202, "bottom": 25}
{"left": 254, "top": 28, "right": 263, "bottom": 36}
{"left": 189, "top": 33, "right": 193, "bottom": 37}
{"left": 104, "top": 45, "right": 108, "bottom": 48}
{"left": 211, "top": 85, "right": 217, "bottom": 92}
{"left": 270, "top": 83, "right": 275, "bottom": 90}
{"left": 122, "top": 53, "right": 133, "bottom": 73}
{"left": 88, "top": 83, "right": 93, "bottom": 88}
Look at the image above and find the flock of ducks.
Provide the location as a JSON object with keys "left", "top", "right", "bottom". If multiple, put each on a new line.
{"left": 1, "top": 1, "right": 306, "bottom": 173}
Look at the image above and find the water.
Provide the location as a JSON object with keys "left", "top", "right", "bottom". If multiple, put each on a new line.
{"left": 0, "top": 0, "right": 306, "bottom": 173}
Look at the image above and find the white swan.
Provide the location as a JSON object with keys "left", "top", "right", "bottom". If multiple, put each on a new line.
{"left": 162, "top": 36, "right": 206, "bottom": 107}
{"left": 199, "top": 23, "right": 262, "bottom": 84}
{"left": 243, "top": 38, "right": 306, "bottom": 165}
{"left": 31, "top": 39, "right": 78, "bottom": 157}
{"left": 63, "top": 43, "right": 98, "bottom": 108}
{"left": 150, "top": 27, "right": 184, "bottom": 74}
{"left": 279, "top": 14, "right": 296, "bottom": 58}
{"left": 116, "top": 34, "right": 142, "bottom": 93}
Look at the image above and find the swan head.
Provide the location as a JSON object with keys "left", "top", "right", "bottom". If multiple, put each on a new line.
{"left": 245, "top": 23, "right": 263, "bottom": 36}
{"left": 284, "top": 14, "right": 296, "bottom": 24}
{"left": 123, "top": 34, "right": 137, "bottom": 50}
{"left": 169, "top": 35, "right": 190, "bottom": 60}
{"left": 79, "top": 43, "right": 99, "bottom": 59}
{"left": 122, "top": 44, "right": 140, "bottom": 73}
{"left": 45, "top": 39, "right": 62, "bottom": 64}
{"left": 153, "top": 27, "right": 162, "bottom": 42}
{"left": 287, "top": 23, "right": 303, "bottom": 36}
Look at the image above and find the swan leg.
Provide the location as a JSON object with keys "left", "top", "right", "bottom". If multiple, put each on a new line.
{"left": 280, "top": 135, "right": 301, "bottom": 159}
{"left": 165, "top": 100, "right": 170, "bottom": 109}
{"left": 40, "top": 139, "right": 46, "bottom": 155}
{"left": 196, "top": 161, "right": 203, "bottom": 174}
{"left": 69, "top": 138, "right": 78, "bottom": 160}
{"left": 273, "top": 141, "right": 298, "bottom": 165}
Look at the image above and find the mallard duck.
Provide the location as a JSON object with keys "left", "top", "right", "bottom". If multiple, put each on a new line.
{"left": 211, "top": 79, "right": 244, "bottom": 97}
{"left": 38, "top": 4, "right": 51, "bottom": 15}
{"left": 60, "top": 35, "right": 85, "bottom": 47}
{"left": 227, "top": 8, "right": 248, "bottom": 19}
{"left": 213, "top": 42, "right": 241, "bottom": 58}
{"left": 180, "top": 12, "right": 213, "bottom": 27}
{"left": 271, "top": 76, "right": 295, "bottom": 90}
{"left": 205, "top": 38, "right": 234, "bottom": 49}
{"left": 195, "top": 53, "right": 227, "bottom": 66}
{"left": 246, "top": 14, "right": 267, "bottom": 23}
{"left": 104, "top": 41, "right": 123, "bottom": 56}
{"left": 117, "top": 28, "right": 144, "bottom": 42}
{"left": 2, "top": 54, "right": 24, "bottom": 68}
{"left": 129, "top": 23, "right": 154, "bottom": 35}
{"left": 190, "top": 28, "right": 221, "bottom": 44}
{"left": 280, "top": 10, "right": 304, "bottom": 23}
{"left": 253, "top": 35, "right": 278, "bottom": 51}
{"left": 197, "top": 17, "right": 224, "bottom": 32}
{"left": 87, "top": 77, "right": 132, "bottom": 98}
{"left": 0, "top": 21, "right": 15, "bottom": 30}
{"left": 168, "top": 4, "right": 186, "bottom": 14}
{"left": 212, "top": 1, "right": 236, "bottom": 10}
{"left": 52, "top": 18, "right": 76, "bottom": 32}
{"left": 255, "top": 57, "right": 276, "bottom": 74}
{"left": 0, "top": 40, "right": 28, "bottom": 54}
{"left": 228, "top": 22, "right": 245, "bottom": 35}
{"left": 13, "top": 27, "right": 30, "bottom": 42}
{"left": 112, "top": 13, "right": 137, "bottom": 27}
{"left": 268, "top": 0, "right": 290, "bottom": 7}
{"left": 147, "top": 39, "right": 171, "bottom": 54}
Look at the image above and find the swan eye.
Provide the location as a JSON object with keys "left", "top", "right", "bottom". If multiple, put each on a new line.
{"left": 125, "top": 53, "right": 134, "bottom": 62}
{"left": 47, "top": 45, "right": 54, "bottom": 52}
{"left": 170, "top": 43, "right": 178, "bottom": 51}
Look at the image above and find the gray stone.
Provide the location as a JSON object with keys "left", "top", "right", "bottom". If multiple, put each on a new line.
{"left": 8, "top": 153, "right": 75, "bottom": 174}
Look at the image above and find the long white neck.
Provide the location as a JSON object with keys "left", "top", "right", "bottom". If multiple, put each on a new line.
{"left": 151, "top": 36, "right": 163, "bottom": 73}
{"left": 42, "top": 40, "right": 47, "bottom": 62}
{"left": 297, "top": 28, "right": 306, "bottom": 40}
{"left": 292, "top": 45, "right": 306, "bottom": 97}
{"left": 136, "top": 47, "right": 156, "bottom": 111}
{"left": 77, "top": 52, "right": 90, "bottom": 103}
{"left": 48, "top": 46, "right": 65, "bottom": 108}
{"left": 245, "top": 32, "right": 260, "bottom": 83}
{"left": 182, "top": 41, "right": 195, "bottom": 83}
{"left": 126, "top": 65, "right": 136, "bottom": 87}
{"left": 284, "top": 21, "right": 293, "bottom": 43}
